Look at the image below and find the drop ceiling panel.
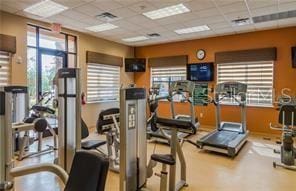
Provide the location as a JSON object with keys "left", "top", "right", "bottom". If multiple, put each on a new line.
{"left": 109, "top": 7, "right": 138, "bottom": 19}
{"left": 246, "top": 0, "right": 278, "bottom": 9}
{"left": 279, "top": 1, "right": 296, "bottom": 11}
{"left": 0, "top": 0, "right": 295, "bottom": 46}
{"left": 54, "top": 0, "right": 86, "bottom": 8}
{"left": 91, "top": 0, "right": 123, "bottom": 11}
{"left": 195, "top": 7, "right": 222, "bottom": 18}
{"left": 254, "top": 20, "right": 278, "bottom": 30}
{"left": 234, "top": 24, "right": 256, "bottom": 33}
{"left": 250, "top": 5, "right": 279, "bottom": 17}
{"left": 128, "top": 1, "right": 157, "bottom": 14}
{"left": 74, "top": 4, "right": 104, "bottom": 17}
{"left": 214, "top": 0, "right": 245, "bottom": 6}
{"left": 183, "top": 0, "right": 215, "bottom": 11}
{"left": 208, "top": 22, "right": 232, "bottom": 30}
{"left": 0, "top": 4, "right": 19, "bottom": 13}
{"left": 219, "top": 2, "right": 248, "bottom": 14}
{"left": 278, "top": 17, "right": 296, "bottom": 27}
{"left": 225, "top": 11, "right": 250, "bottom": 21}
{"left": 112, "top": 20, "right": 143, "bottom": 31}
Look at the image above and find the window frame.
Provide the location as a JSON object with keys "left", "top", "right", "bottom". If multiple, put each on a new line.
{"left": 216, "top": 61, "right": 275, "bottom": 108}
{"left": 27, "top": 24, "right": 77, "bottom": 105}
{"left": 86, "top": 63, "right": 120, "bottom": 104}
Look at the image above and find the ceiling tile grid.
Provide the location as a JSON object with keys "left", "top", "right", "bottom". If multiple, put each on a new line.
{"left": 0, "top": 0, "right": 295, "bottom": 46}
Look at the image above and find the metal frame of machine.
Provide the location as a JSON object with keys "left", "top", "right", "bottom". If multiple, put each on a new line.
{"left": 96, "top": 108, "right": 120, "bottom": 172}
{"left": 147, "top": 80, "right": 199, "bottom": 144}
{"left": 57, "top": 68, "right": 81, "bottom": 172}
{"left": 119, "top": 87, "right": 147, "bottom": 191}
{"left": 270, "top": 97, "right": 296, "bottom": 171}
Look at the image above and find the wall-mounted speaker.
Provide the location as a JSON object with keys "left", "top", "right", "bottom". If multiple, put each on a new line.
{"left": 292, "top": 47, "right": 296, "bottom": 68}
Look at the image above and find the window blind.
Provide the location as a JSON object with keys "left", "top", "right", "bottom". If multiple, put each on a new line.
{"left": 151, "top": 66, "right": 186, "bottom": 99}
{"left": 87, "top": 63, "right": 120, "bottom": 103}
{"left": 0, "top": 51, "right": 11, "bottom": 86}
{"left": 217, "top": 61, "right": 274, "bottom": 107}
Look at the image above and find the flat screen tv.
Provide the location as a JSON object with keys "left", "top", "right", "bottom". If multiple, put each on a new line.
{"left": 125, "top": 58, "right": 146, "bottom": 72}
{"left": 292, "top": 47, "right": 296, "bottom": 68}
{"left": 187, "top": 63, "right": 214, "bottom": 82}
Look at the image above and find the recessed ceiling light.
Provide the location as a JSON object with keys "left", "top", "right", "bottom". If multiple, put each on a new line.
{"left": 175, "top": 25, "right": 210, "bottom": 34}
{"left": 122, "top": 36, "right": 149, "bottom": 42}
{"left": 24, "top": 0, "right": 68, "bottom": 18}
{"left": 86, "top": 23, "right": 118, "bottom": 32}
{"left": 143, "top": 3, "right": 190, "bottom": 20}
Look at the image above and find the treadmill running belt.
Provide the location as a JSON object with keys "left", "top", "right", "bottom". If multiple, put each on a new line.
{"left": 203, "top": 131, "right": 240, "bottom": 149}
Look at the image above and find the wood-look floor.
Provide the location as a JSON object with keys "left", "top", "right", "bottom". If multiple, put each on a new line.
{"left": 14, "top": 128, "right": 296, "bottom": 191}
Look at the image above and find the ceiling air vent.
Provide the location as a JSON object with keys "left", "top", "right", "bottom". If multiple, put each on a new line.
{"left": 231, "top": 18, "right": 252, "bottom": 26}
{"left": 253, "top": 10, "right": 296, "bottom": 23}
{"left": 96, "top": 12, "right": 119, "bottom": 22}
{"left": 147, "top": 33, "right": 161, "bottom": 38}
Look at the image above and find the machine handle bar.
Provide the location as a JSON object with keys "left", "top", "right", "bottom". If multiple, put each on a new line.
{"left": 10, "top": 163, "right": 69, "bottom": 184}
{"left": 269, "top": 123, "right": 295, "bottom": 133}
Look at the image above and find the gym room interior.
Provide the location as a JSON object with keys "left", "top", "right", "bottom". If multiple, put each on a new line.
{"left": 0, "top": 0, "right": 296, "bottom": 191}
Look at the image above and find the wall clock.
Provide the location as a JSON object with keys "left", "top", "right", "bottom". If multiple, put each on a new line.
{"left": 197, "top": 49, "right": 206, "bottom": 60}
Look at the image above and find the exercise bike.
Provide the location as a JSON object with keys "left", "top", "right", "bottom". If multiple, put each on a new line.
{"left": 270, "top": 97, "right": 296, "bottom": 171}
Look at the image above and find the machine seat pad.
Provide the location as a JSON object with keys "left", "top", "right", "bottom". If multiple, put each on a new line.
{"left": 151, "top": 154, "right": 175, "bottom": 165}
{"left": 81, "top": 140, "right": 106, "bottom": 150}
{"left": 32, "top": 105, "right": 55, "bottom": 114}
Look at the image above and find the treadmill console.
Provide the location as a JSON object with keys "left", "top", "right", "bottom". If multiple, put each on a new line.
{"left": 277, "top": 96, "right": 296, "bottom": 106}
{"left": 216, "top": 82, "right": 247, "bottom": 95}
{"left": 215, "top": 82, "right": 247, "bottom": 102}
{"left": 170, "top": 80, "right": 195, "bottom": 95}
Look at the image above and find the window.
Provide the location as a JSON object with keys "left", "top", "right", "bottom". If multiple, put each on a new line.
{"left": 27, "top": 24, "right": 77, "bottom": 106}
{"left": 217, "top": 61, "right": 274, "bottom": 107}
{"left": 87, "top": 63, "right": 120, "bottom": 103}
{"left": 0, "top": 51, "right": 11, "bottom": 86}
{"left": 151, "top": 66, "right": 186, "bottom": 100}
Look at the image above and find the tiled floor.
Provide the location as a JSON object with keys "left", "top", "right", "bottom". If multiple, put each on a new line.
{"left": 14, "top": 129, "right": 296, "bottom": 191}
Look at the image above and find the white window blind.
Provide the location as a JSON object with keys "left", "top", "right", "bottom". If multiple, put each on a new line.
{"left": 87, "top": 63, "right": 120, "bottom": 103}
{"left": 0, "top": 51, "right": 11, "bottom": 86}
{"left": 217, "top": 61, "right": 274, "bottom": 107}
{"left": 151, "top": 66, "right": 186, "bottom": 99}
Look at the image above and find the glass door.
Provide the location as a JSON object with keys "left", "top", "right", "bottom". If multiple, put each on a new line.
{"left": 38, "top": 49, "right": 67, "bottom": 101}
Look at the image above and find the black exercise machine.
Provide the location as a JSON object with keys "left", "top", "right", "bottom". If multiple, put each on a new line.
{"left": 96, "top": 108, "right": 120, "bottom": 172}
{"left": 270, "top": 97, "right": 296, "bottom": 170}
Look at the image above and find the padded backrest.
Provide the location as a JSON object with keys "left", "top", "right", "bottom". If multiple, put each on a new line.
{"left": 64, "top": 150, "right": 109, "bottom": 191}
{"left": 96, "top": 108, "right": 119, "bottom": 134}
{"left": 279, "top": 105, "right": 296, "bottom": 126}
{"left": 81, "top": 118, "right": 89, "bottom": 139}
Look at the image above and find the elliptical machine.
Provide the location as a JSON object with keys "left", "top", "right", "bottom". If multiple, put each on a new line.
{"left": 270, "top": 97, "right": 296, "bottom": 170}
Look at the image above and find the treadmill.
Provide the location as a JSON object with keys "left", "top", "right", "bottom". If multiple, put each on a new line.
{"left": 196, "top": 82, "right": 249, "bottom": 157}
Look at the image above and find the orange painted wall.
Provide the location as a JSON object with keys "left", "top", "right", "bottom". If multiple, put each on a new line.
{"left": 135, "top": 27, "right": 296, "bottom": 134}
